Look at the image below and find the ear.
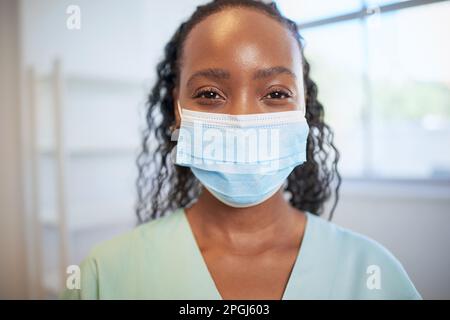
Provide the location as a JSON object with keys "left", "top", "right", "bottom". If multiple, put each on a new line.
{"left": 172, "top": 87, "right": 181, "bottom": 128}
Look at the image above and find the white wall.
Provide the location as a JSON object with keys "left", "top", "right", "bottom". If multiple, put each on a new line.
{"left": 20, "top": 0, "right": 204, "bottom": 80}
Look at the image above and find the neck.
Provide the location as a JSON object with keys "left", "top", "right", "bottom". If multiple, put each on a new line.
{"left": 185, "top": 186, "right": 298, "bottom": 250}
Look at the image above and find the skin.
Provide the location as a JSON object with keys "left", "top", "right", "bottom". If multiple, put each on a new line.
{"left": 172, "top": 7, "right": 307, "bottom": 300}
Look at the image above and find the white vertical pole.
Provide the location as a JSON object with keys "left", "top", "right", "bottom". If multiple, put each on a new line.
{"left": 52, "top": 59, "right": 70, "bottom": 290}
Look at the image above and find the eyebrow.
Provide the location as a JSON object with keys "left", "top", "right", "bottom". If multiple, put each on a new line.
{"left": 186, "top": 66, "right": 296, "bottom": 88}
{"left": 253, "top": 66, "right": 297, "bottom": 80}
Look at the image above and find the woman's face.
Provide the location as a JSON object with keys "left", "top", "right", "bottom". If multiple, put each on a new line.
{"left": 174, "top": 7, "right": 304, "bottom": 123}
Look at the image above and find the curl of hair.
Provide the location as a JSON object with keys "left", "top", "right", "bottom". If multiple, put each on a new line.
{"left": 136, "top": 0, "right": 341, "bottom": 223}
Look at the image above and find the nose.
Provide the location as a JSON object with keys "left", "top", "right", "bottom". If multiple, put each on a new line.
{"left": 225, "top": 88, "right": 263, "bottom": 115}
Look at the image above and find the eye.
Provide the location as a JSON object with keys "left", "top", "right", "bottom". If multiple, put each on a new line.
{"left": 264, "top": 89, "right": 292, "bottom": 100}
{"left": 192, "top": 88, "right": 224, "bottom": 100}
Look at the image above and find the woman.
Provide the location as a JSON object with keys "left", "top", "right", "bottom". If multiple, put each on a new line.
{"left": 61, "top": 0, "right": 421, "bottom": 299}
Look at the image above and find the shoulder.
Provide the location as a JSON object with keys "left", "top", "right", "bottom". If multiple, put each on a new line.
{"left": 60, "top": 209, "right": 185, "bottom": 299}
{"left": 89, "top": 208, "right": 185, "bottom": 263}
{"left": 306, "top": 212, "right": 422, "bottom": 299}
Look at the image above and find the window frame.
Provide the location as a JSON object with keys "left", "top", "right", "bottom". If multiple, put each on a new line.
{"left": 295, "top": 0, "right": 450, "bottom": 183}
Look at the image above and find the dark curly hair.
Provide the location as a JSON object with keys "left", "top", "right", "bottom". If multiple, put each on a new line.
{"left": 136, "top": 0, "right": 341, "bottom": 223}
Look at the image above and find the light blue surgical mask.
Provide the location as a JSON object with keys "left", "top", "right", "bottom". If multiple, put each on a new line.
{"left": 173, "top": 100, "right": 309, "bottom": 208}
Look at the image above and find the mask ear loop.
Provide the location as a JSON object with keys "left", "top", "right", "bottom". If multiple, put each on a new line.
{"left": 170, "top": 101, "right": 183, "bottom": 163}
{"left": 177, "top": 100, "right": 183, "bottom": 122}
{"left": 170, "top": 100, "right": 183, "bottom": 142}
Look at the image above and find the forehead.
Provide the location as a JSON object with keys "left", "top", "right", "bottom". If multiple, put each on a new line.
{"left": 180, "top": 7, "right": 302, "bottom": 75}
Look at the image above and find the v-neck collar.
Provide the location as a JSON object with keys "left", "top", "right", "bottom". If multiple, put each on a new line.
{"left": 179, "top": 207, "right": 314, "bottom": 300}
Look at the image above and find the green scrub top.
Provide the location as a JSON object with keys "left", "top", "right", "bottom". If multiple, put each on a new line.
{"left": 60, "top": 208, "right": 422, "bottom": 299}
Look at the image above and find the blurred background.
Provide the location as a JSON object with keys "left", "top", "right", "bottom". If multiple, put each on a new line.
{"left": 0, "top": 0, "right": 449, "bottom": 299}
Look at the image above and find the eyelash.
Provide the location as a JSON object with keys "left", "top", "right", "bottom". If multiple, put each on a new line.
{"left": 192, "top": 88, "right": 292, "bottom": 100}
{"left": 192, "top": 88, "right": 224, "bottom": 100}
{"left": 264, "top": 89, "right": 292, "bottom": 100}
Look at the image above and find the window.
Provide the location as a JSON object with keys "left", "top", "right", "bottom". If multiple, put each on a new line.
{"left": 276, "top": 0, "right": 450, "bottom": 179}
